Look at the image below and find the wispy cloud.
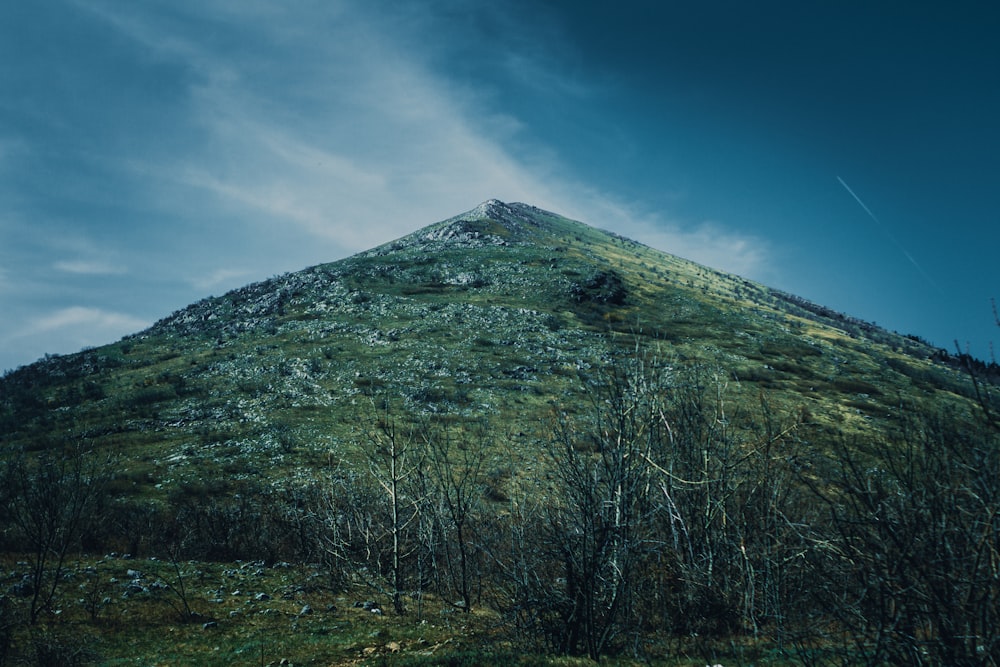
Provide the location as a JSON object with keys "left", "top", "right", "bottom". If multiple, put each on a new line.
{"left": 54, "top": 260, "right": 128, "bottom": 275}
{"left": 77, "top": 1, "right": 771, "bottom": 275}
{"left": 1, "top": 307, "right": 151, "bottom": 370}
{"left": 630, "top": 218, "right": 772, "bottom": 281}
{"left": 543, "top": 190, "right": 774, "bottom": 282}
{"left": 0, "top": 1, "right": 774, "bottom": 372}
{"left": 28, "top": 306, "right": 148, "bottom": 335}
{"left": 189, "top": 268, "right": 254, "bottom": 292}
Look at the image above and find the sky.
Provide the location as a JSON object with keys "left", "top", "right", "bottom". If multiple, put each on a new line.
{"left": 1, "top": 0, "right": 998, "bottom": 373}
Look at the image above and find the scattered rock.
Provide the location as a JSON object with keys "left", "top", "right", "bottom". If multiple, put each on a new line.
{"left": 10, "top": 576, "right": 34, "bottom": 598}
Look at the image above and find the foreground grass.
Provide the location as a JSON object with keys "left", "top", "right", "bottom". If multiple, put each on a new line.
{"left": 2, "top": 555, "right": 805, "bottom": 666}
{"left": 3, "top": 554, "right": 494, "bottom": 666}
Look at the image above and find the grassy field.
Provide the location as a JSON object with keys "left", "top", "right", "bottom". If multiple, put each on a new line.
{"left": 1, "top": 554, "right": 813, "bottom": 666}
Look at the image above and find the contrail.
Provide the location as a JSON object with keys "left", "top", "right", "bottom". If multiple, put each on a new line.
{"left": 836, "top": 176, "right": 944, "bottom": 294}
{"left": 836, "top": 176, "right": 881, "bottom": 224}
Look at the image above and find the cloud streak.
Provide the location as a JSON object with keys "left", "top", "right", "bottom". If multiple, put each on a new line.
{"left": 1, "top": 306, "right": 151, "bottom": 371}
{"left": 79, "top": 1, "right": 772, "bottom": 269}
{"left": 27, "top": 307, "right": 149, "bottom": 335}
{"left": 54, "top": 260, "right": 128, "bottom": 275}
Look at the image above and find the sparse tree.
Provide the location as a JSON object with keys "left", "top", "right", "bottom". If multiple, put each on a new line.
{"left": 2, "top": 441, "right": 112, "bottom": 624}
{"left": 423, "top": 417, "right": 491, "bottom": 613}
{"left": 535, "top": 346, "right": 668, "bottom": 659}
{"left": 316, "top": 464, "right": 380, "bottom": 593}
{"left": 800, "top": 409, "right": 1000, "bottom": 666}
{"left": 358, "top": 398, "right": 425, "bottom": 614}
{"left": 486, "top": 345, "right": 812, "bottom": 659}
{"left": 636, "top": 365, "right": 810, "bottom": 659}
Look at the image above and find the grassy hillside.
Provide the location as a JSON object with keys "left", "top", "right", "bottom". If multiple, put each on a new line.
{"left": 0, "top": 201, "right": 980, "bottom": 482}
{"left": 1, "top": 200, "right": 997, "bottom": 665}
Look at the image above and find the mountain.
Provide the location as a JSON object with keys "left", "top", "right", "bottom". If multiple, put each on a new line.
{"left": 0, "top": 199, "right": 981, "bottom": 487}
{"left": 2, "top": 200, "right": 997, "bottom": 664}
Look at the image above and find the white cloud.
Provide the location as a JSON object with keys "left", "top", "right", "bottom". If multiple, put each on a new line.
{"left": 54, "top": 260, "right": 128, "bottom": 275}
{"left": 189, "top": 267, "right": 254, "bottom": 291}
{"left": 164, "top": 31, "right": 554, "bottom": 248}
{"left": 622, "top": 217, "right": 773, "bottom": 281}
{"left": 0, "top": 307, "right": 151, "bottom": 370}
{"left": 28, "top": 307, "right": 149, "bottom": 336}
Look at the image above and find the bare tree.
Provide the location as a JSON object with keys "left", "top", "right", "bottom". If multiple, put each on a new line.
{"left": 2, "top": 441, "right": 112, "bottom": 624}
{"left": 800, "top": 409, "right": 1000, "bottom": 666}
{"left": 315, "top": 465, "right": 372, "bottom": 593}
{"left": 533, "top": 347, "right": 668, "bottom": 659}
{"left": 485, "top": 346, "right": 812, "bottom": 659}
{"left": 357, "top": 398, "right": 425, "bottom": 614}
{"left": 636, "top": 365, "right": 811, "bottom": 658}
{"left": 423, "top": 417, "right": 490, "bottom": 613}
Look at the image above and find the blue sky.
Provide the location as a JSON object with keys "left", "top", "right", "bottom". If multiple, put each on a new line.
{"left": 2, "top": 1, "right": 998, "bottom": 372}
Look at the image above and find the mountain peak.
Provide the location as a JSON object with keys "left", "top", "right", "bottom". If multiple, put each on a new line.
{"left": 449, "top": 198, "right": 537, "bottom": 230}
{"left": 465, "top": 198, "right": 521, "bottom": 222}
{"left": 393, "top": 199, "right": 541, "bottom": 251}
{"left": 468, "top": 198, "right": 506, "bottom": 216}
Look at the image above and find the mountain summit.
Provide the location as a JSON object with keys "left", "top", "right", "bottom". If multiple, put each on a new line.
{"left": 375, "top": 199, "right": 576, "bottom": 251}
{"left": 435, "top": 198, "right": 537, "bottom": 238}
{"left": 378, "top": 199, "right": 539, "bottom": 249}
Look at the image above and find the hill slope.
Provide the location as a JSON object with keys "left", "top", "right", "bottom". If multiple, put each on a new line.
{"left": 2, "top": 199, "right": 998, "bottom": 665}
{"left": 0, "top": 199, "right": 981, "bottom": 489}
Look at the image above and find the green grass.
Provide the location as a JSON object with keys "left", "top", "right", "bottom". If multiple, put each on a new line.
{"left": 1, "top": 551, "right": 815, "bottom": 665}
{"left": 1, "top": 555, "right": 498, "bottom": 666}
